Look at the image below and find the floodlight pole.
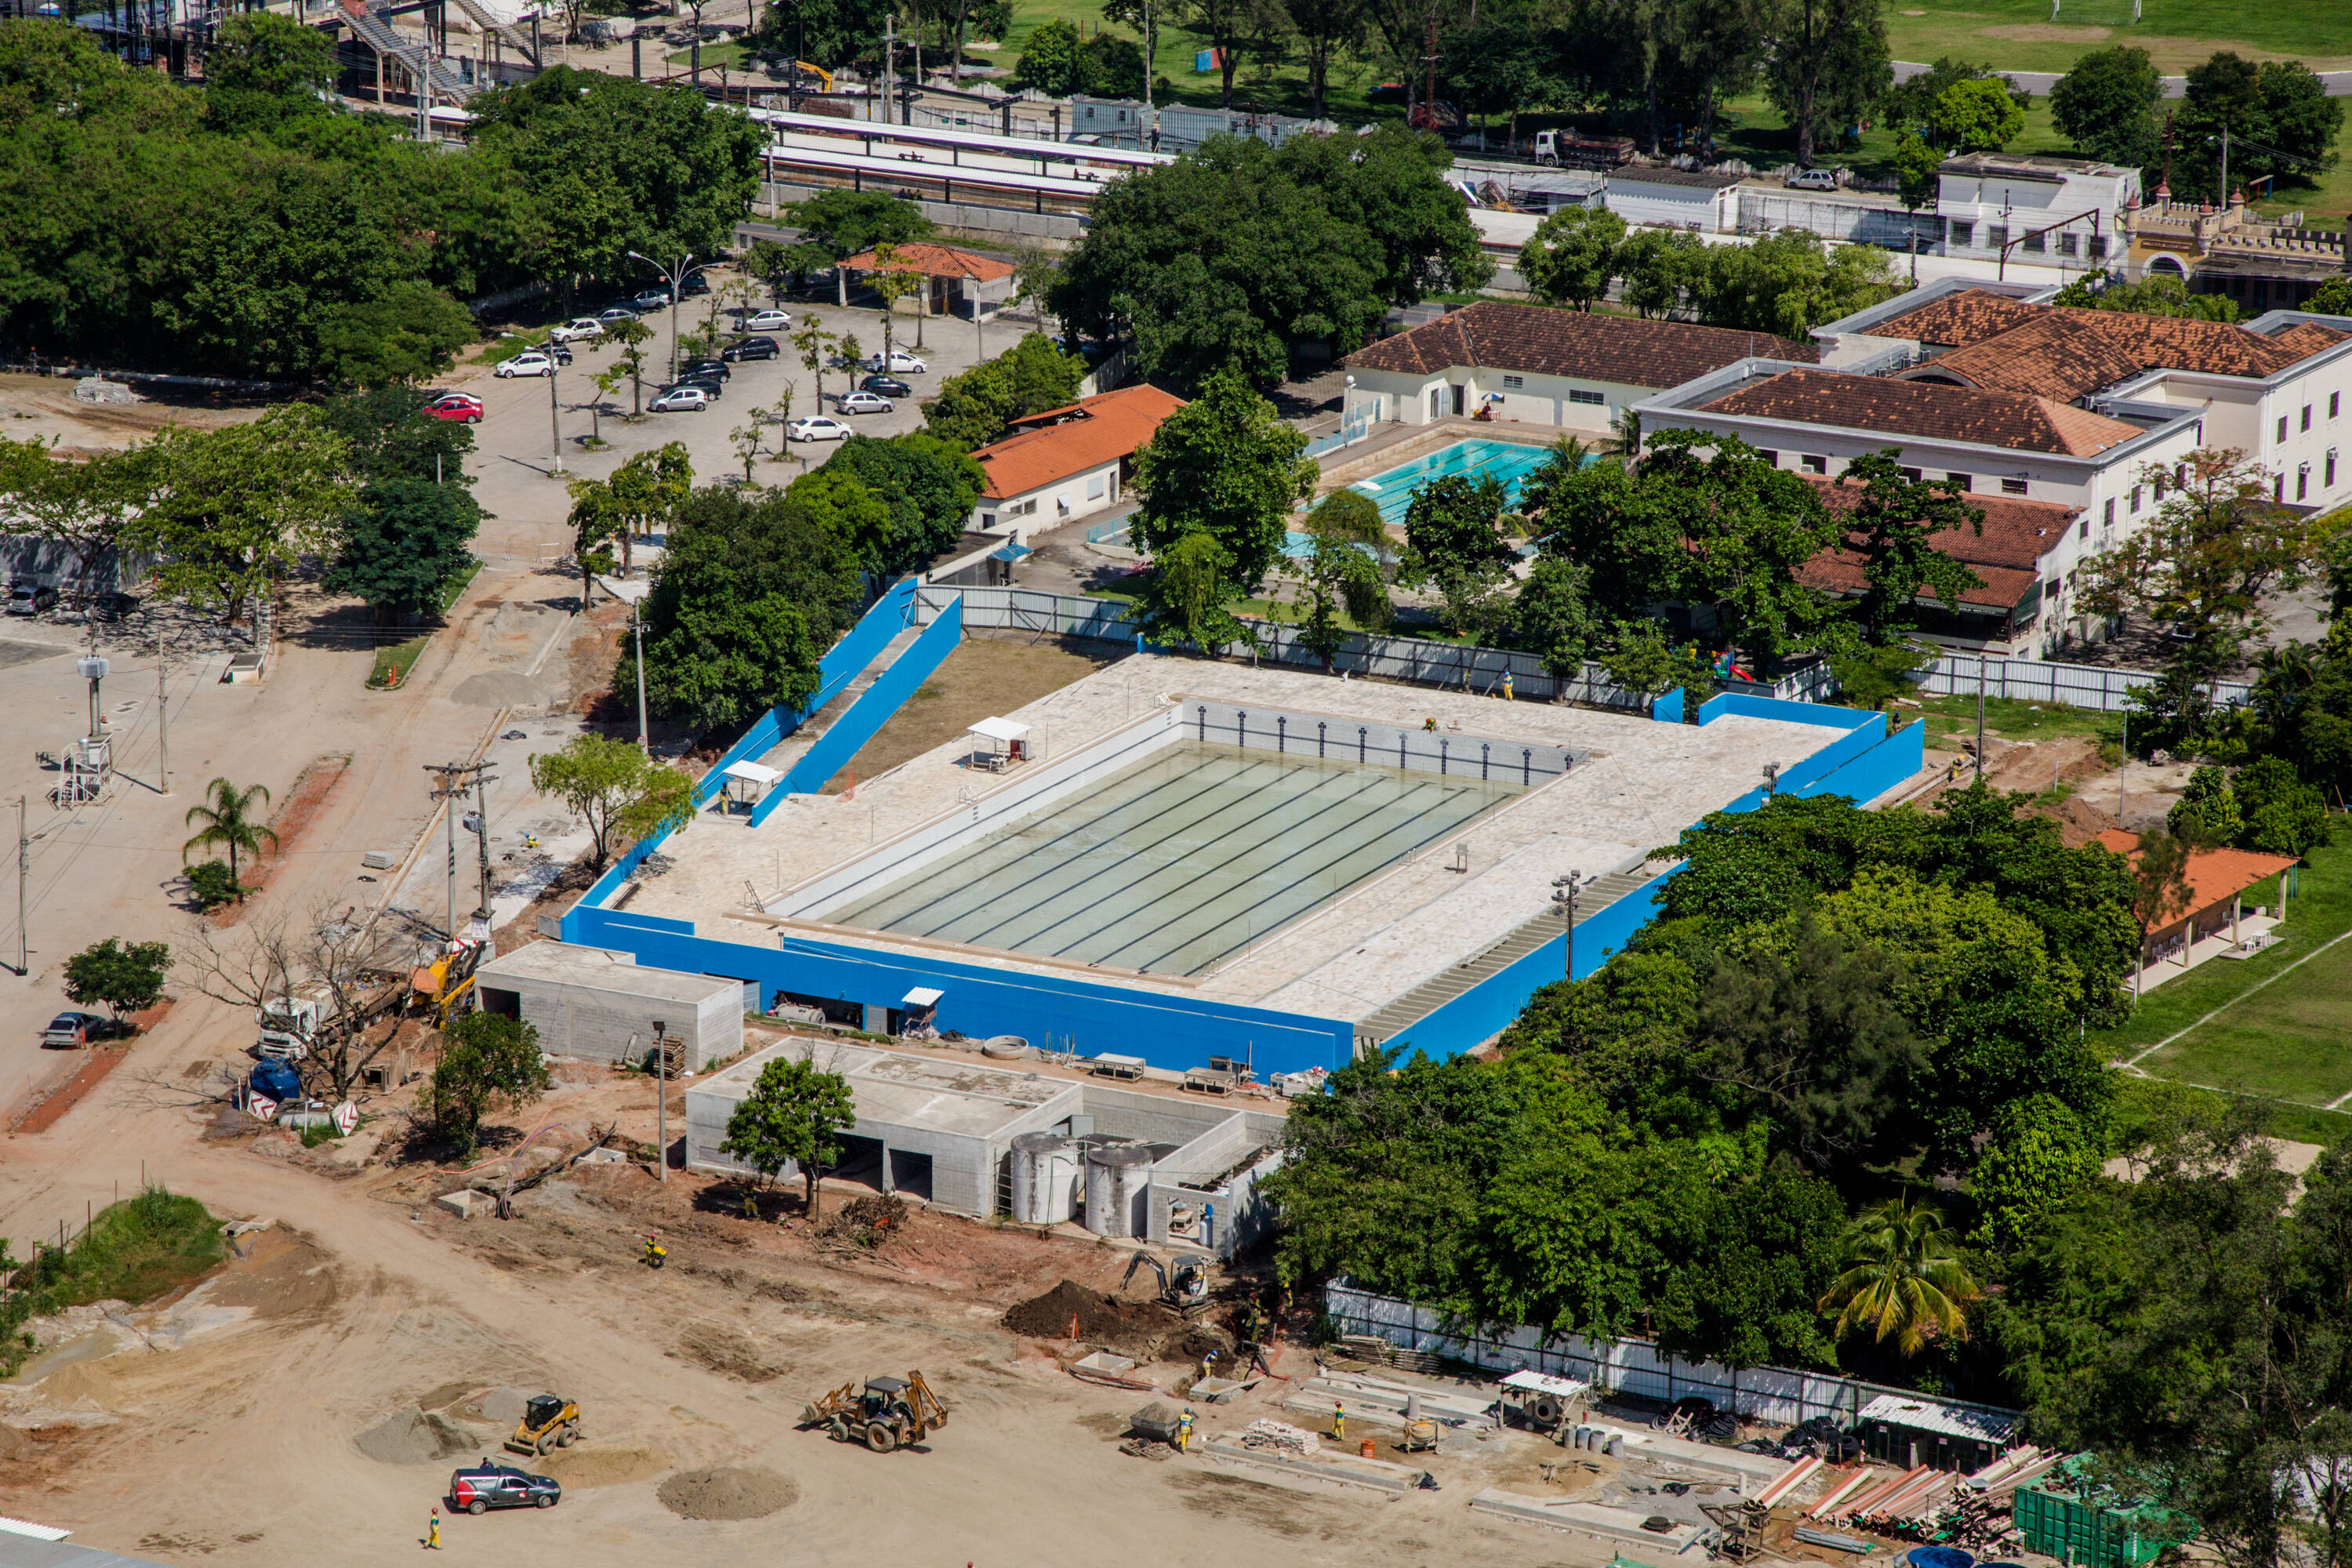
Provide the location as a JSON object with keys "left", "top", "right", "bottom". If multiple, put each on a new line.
{"left": 633, "top": 600, "right": 650, "bottom": 757}
{"left": 1551, "top": 871, "right": 1583, "bottom": 981}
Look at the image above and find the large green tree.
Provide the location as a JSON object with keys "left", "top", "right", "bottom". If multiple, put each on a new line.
{"left": 920, "top": 332, "right": 1087, "bottom": 450}
{"left": 2050, "top": 45, "right": 2162, "bottom": 172}
{"left": 1131, "top": 367, "right": 1315, "bottom": 590}
{"left": 1832, "top": 448, "right": 1985, "bottom": 645}
{"left": 815, "top": 434, "right": 987, "bottom": 577}
{"left": 2174, "top": 53, "right": 2343, "bottom": 201}
{"left": 1761, "top": 0, "right": 1891, "bottom": 169}
{"left": 1519, "top": 205, "right": 1627, "bottom": 310}
{"left": 720, "top": 1054, "right": 859, "bottom": 1218}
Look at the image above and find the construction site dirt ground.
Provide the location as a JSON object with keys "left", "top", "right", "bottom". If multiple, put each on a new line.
{"left": 0, "top": 1048, "right": 1653, "bottom": 1568}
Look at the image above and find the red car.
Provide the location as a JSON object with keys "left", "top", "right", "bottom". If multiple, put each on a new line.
{"left": 424, "top": 393, "right": 484, "bottom": 423}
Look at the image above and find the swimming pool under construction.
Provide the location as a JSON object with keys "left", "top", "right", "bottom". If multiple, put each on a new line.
{"left": 584, "top": 653, "right": 1906, "bottom": 1073}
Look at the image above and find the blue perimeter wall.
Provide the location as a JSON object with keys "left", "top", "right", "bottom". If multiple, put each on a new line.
{"left": 561, "top": 593, "right": 1927, "bottom": 1073}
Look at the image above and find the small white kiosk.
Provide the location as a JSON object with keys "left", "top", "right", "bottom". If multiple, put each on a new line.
{"left": 718, "top": 759, "right": 783, "bottom": 813}
{"left": 964, "top": 716, "right": 1032, "bottom": 772}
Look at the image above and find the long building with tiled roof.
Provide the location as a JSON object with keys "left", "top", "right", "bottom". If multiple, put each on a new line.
{"left": 1338, "top": 301, "right": 1815, "bottom": 434}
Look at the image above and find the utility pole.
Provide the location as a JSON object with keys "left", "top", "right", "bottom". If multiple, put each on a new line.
{"left": 652, "top": 1021, "right": 669, "bottom": 1182}
{"left": 1551, "top": 870, "right": 1583, "bottom": 982}
{"left": 1975, "top": 652, "right": 1987, "bottom": 782}
{"left": 633, "top": 600, "right": 650, "bottom": 756}
{"left": 424, "top": 762, "right": 484, "bottom": 941}
{"left": 547, "top": 358, "right": 564, "bottom": 477}
{"left": 471, "top": 768, "right": 499, "bottom": 922}
{"left": 154, "top": 626, "right": 169, "bottom": 795}
{"left": 13, "top": 796, "right": 25, "bottom": 978}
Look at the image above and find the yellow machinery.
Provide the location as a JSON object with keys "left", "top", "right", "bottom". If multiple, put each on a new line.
{"left": 504, "top": 1393, "right": 581, "bottom": 1457}
{"left": 801, "top": 1371, "right": 949, "bottom": 1453}
{"left": 412, "top": 943, "right": 486, "bottom": 1029}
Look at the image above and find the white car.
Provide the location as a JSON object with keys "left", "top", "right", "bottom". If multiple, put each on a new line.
{"left": 835, "top": 390, "right": 895, "bottom": 416}
{"left": 495, "top": 351, "right": 556, "bottom": 378}
{"left": 548, "top": 318, "right": 604, "bottom": 343}
{"left": 786, "top": 415, "right": 851, "bottom": 443}
{"left": 858, "top": 350, "right": 927, "bottom": 375}
{"left": 649, "top": 386, "right": 710, "bottom": 412}
{"left": 743, "top": 308, "right": 793, "bottom": 332}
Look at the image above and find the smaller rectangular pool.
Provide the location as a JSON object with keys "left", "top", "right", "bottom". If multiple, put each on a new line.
{"left": 1348, "top": 438, "right": 1563, "bottom": 525}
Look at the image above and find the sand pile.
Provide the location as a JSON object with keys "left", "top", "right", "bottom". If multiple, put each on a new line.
{"left": 464, "top": 1386, "right": 532, "bottom": 1425}
{"left": 542, "top": 1443, "right": 672, "bottom": 1488}
{"left": 355, "top": 1406, "right": 477, "bottom": 1465}
{"left": 1003, "top": 1279, "right": 1233, "bottom": 1363}
{"left": 656, "top": 1465, "right": 799, "bottom": 1520}
{"left": 677, "top": 1323, "right": 787, "bottom": 1384}
{"left": 37, "top": 1359, "right": 123, "bottom": 1410}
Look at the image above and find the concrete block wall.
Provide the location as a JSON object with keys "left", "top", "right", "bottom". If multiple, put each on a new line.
{"left": 1076, "top": 1085, "right": 1232, "bottom": 1149}
{"left": 505, "top": 976, "right": 739, "bottom": 1073}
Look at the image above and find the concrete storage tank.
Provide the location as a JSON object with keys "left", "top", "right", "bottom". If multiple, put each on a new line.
{"left": 1083, "top": 1142, "right": 1154, "bottom": 1239}
{"left": 1010, "top": 1132, "right": 1078, "bottom": 1225}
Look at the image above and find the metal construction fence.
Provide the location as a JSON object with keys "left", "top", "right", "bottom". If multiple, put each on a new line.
{"left": 913, "top": 586, "right": 1829, "bottom": 710}
{"left": 1325, "top": 1283, "right": 2021, "bottom": 1433}
{"left": 1913, "top": 652, "right": 2251, "bottom": 714}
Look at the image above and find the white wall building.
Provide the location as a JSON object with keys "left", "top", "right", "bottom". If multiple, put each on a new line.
{"left": 967, "top": 383, "right": 1186, "bottom": 532}
{"left": 1820, "top": 276, "right": 2352, "bottom": 510}
{"left": 1636, "top": 359, "right": 2207, "bottom": 652}
{"left": 1933, "top": 153, "right": 2140, "bottom": 273}
{"left": 1339, "top": 301, "right": 1816, "bottom": 434}
{"left": 1603, "top": 168, "right": 1742, "bottom": 233}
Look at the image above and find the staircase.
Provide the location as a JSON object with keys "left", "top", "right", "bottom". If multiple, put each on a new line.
{"left": 1353, "top": 857, "right": 1666, "bottom": 1046}
{"left": 341, "top": 1, "right": 476, "bottom": 103}
{"left": 444, "top": 0, "right": 539, "bottom": 67}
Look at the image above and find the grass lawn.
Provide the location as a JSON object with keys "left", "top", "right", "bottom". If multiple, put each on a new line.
{"left": 1907, "top": 692, "right": 2121, "bottom": 747}
{"left": 368, "top": 633, "right": 432, "bottom": 690}
{"left": 2094, "top": 837, "right": 2352, "bottom": 1120}
{"left": 1881, "top": 0, "right": 2352, "bottom": 76}
{"left": 3, "top": 1187, "right": 224, "bottom": 1374}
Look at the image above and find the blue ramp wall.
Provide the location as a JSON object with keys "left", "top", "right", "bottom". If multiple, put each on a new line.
{"left": 567, "top": 905, "right": 1355, "bottom": 1075}
{"left": 565, "top": 579, "right": 925, "bottom": 932}
{"left": 748, "top": 596, "right": 964, "bottom": 826}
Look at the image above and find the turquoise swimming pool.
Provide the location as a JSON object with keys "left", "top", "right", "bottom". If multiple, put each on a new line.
{"left": 1348, "top": 438, "right": 1561, "bottom": 526}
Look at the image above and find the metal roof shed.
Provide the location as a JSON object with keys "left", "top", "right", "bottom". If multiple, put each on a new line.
{"left": 1857, "top": 1392, "right": 2020, "bottom": 1474}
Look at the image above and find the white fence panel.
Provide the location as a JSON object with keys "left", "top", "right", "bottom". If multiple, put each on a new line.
{"left": 1322, "top": 1282, "right": 2020, "bottom": 1433}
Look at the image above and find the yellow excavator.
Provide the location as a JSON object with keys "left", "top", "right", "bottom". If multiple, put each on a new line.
{"left": 801, "top": 1372, "right": 949, "bottom": 1453}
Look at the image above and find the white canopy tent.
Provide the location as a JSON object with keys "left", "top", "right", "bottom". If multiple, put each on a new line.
{"left": 720, "top": 759, "right": 784, "bottom": 810}
{"left": 965, "top": 716, "right": 1033, "bottom": 770}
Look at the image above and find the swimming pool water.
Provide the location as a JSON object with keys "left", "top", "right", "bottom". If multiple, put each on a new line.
{"left": 829, "top": 741, "right": 1519, "bottom": 975}
{"left": 1349, "top": 438, "right": 1560, "bottom": 526}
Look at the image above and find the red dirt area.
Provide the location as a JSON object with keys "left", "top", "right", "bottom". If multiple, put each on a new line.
{"left": 10, "top": 1045, "right": 132, "bottom": 1135}
{"left": 205, "top": 754, "right": 348, "bottom": 924}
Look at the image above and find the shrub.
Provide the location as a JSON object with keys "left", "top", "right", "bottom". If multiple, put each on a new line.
{"left": 187, "top": 860, "right": 244, "bottom": 910}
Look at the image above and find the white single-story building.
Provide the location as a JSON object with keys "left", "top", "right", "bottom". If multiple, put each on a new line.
{"left": 968, "top": 382, "right": 1186, "bottom": 532}
{"left": 1604, "top": 167, "right": 1741, "bottom": 233}
{"left": 1339, "top": 300, "right": 1817, "bottom": 434}
{"left": 473, "top": 941, "right": 744, "bottom": 1072}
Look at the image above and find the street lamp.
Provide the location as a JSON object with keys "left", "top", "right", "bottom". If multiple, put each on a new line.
{"left": 1550, "top": 870, "right": 1584, "bottom": 982}
{"left": 547, "top": 354, "right": 564, "bottom": 477}
{"left": 607, "top": 579, "right": 652, "bottom": 756}
{"left": 628, "top": 249, "right": 702, "bottom": 383}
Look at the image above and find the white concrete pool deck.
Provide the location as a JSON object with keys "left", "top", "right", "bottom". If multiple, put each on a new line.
{"left": 618, "top": 655, "right": 1845, "bottom": 1025}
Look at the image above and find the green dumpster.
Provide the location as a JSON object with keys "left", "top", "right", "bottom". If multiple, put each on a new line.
{"left": 2013, "top": 1459, "right": 2194, "bottom": 1568}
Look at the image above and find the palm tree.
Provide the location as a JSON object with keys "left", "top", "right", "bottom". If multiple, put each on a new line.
{"left": 183, "top": 778, "right": 278, "bottom": 902}
{"left": 1817, "top": 1196, "right": 1980, "bottom": 1356}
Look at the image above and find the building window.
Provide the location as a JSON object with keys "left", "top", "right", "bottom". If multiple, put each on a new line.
{"left": 1948, "top": 473, "right": 1972, "bottom": 491}
{"left": 2276, "top": 474, "right": 2286, "bottom": 500}
{"left": 2278, "top": 415, "right": 2290, "bottom": 443}
{"left": 1087, "top": 472, "right": 1106, "bottom": 500}
{"left": 2024, "top": 233, "right": 2046, "bottom": 254}
{"left": 2089, "top": 235, "right": 2108, "bottom": 260}
{"left": 1568, "top": 388, "right": 1605, "bottom": 405}
{"left": 2154, "top": 474, "right": 2166, "bottom": 502}
{"left": 979, "top": 513, "right": 997, "bottom": 529}
{"left": 1428, "top": 386, "right": 1443, "bottom": 419}
{"left": 2002, "top": 477, "right": 2030, "bottom": 495}
{"left": 2103, "top": 498, "right": 2116, "bottom": 527}
{"left": 2299, "top": 463, "right": 2311, "bottom": 500}
{"left": 1757, "top": 450, "right": 1779, "bottom": 467}
{"left": 1502, "top": 374, "right": 1525, "bottom": 390}
{"left": 2333, "top": 391, "right": 2342, "bottom": 419}
{"left": 2304, "top": 405, "right": 2314, "bottom": 432}
{"left": 1989, "top": 225, "right": 2009, "bottom": 250}
{"left": 2058, "top": 234, "right": 2079, "bottom": 257}
{"left": 2078, "top": 517, "right": 2089, "bottom": 539}
{"left": 2131, "top": 485, "right": 2143, "bottom": 514}
{"left": 1899, "top": 466, "right": 1922, "bottom": 481}
{"left": 1948, "top": 220, "right": 1973, "bottom": 248}
{"left": 1801, "top": 454, "right": 1828, "bottom": 474}
{"left": 2330, "top": 448, "right": 2339, "bottom": 487}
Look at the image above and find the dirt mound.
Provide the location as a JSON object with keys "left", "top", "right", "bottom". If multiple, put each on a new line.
{"left": 815, "top": 1193, "right": 906, "bottom": 1249}
{"left": 465, "top": 1386, "right": 532, "bottom": 1425}
{"left": 0, "top": 1423, "right": 34, "bottom": 1459}
{"left": 656, "top": 1465, "right": 799, "bottom": 1520}
{"left": 354, "top": 1406, "right": 477, "bottom": 1465}
{"left": 677, "top": 1323, "right": 787, "bottom": 1383}
{"left": 1003, "top": 1279, "right": 1232, "bottom": 1363}
{"left": 541, "top": 1443, "right": 672, "bottom": 1488}
{"left": 37, "top": 1359, "right": 123, "bottom": 1410}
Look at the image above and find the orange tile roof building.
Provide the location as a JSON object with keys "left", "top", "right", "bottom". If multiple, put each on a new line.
{"left": 2094, "top": 828, "right": 2299, "bottom": 982}
{"left": 966, "top": 383, "right": 1186, "bottom": 535}
{"left": 834, "top": 242, "right": 1020, "bottom": 321}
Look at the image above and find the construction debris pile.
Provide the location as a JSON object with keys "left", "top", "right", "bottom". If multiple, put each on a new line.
{"left": 1806, "top": 1444, "right": 2065, "bottom": 1551}
{"left": 1002, "top": 1279, "right": 1231, "bottom": 1364}
{"left": 815, "top": 1194, "right": 906, "bottom": 1251}
{"left": 1237, "top": 1418, "right": 1319, "bottom": 1457}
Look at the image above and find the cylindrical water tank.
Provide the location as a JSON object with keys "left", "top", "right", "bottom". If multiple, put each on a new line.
{"left": 1010, "top": 1132, "right": 1076, "bottom": 1225}
{"left": 1082, "top": 1143, "right": 1154, "bottom": 1238}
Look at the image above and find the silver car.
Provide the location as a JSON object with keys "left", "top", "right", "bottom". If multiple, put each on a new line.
{"left": 836, "top": 390, "right": 895, "bottom": 416}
